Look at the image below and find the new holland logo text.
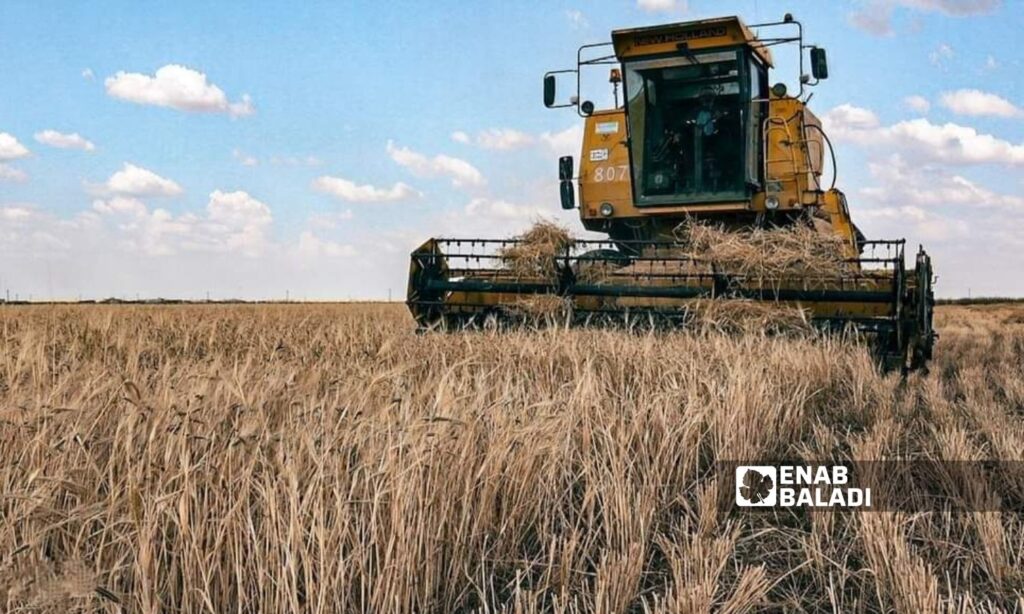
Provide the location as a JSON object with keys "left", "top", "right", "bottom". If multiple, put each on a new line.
{"left": 735, "top": 465, "right": 871, "bottom": 508}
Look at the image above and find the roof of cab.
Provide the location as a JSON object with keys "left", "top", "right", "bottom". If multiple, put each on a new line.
{"left": 611, "top": 16, "right": 773, "bottom": 66}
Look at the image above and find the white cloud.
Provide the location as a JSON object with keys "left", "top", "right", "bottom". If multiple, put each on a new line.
{"left": 307, "top": 209, "right": 354, "bottom": 230}
{"left": 850, "top": 1, "right": 997, "bottom": 35}
{"left": 91, "top": 189, "right": 272, "bottom": 257}
{"left": 858, "top": 205, "right": 969, "bottom": 241}
{"left": 464, "top": 197, "right": 549, "bottom": 221}
{"left": 0, "top": 198, "right": 394, "bottom": 300}
{"left": 386, "top": 141, "right": 485, "bottom": 188}
{"left": 0, "top": 133, "right": 30, "bottom": 161}
{"left": 860, "top": 155, "right": 1024, "bottom": 211}
{"left": 0, "top": 164, "right": 28, "bottom": 183}
{"left": 100, "top": 163, "right": 183, "bottom": 197}
{"left": 232, "top": 148, "right": 258, "bottom": 167}
{"left": 565, "top": 9, "right": 588, "bottom": 29}
{"left": 34, "top": 130, "right": 96, "bottom": 151}
{"left": 900, "top": 0, "right": 999, "bottom": 16}
{"left": 823, "top": 104, "right": 880, "bottom": 130}
{"left": 92, "top": 196, "right": 148, "bottom": 216}
{"left": 205, "top": 190, "right": 273, "bottom": 255}
{"left": 104, "top": 64, "right": 254, "bottom": 118}
{"left": 0, "top": 204, "right": 36, "bottom": 222}
{"left": 269, "top": 155, "right": 322, "bottom": 167}
{"left": 452, "top": 127, "right": 576, "bottom": 153}
{"left": 81, "top": 68, "right": 94, "bottom": 80}
{"left": 854, "top": 157, "right": 980, "bottom": 242}
{"left": 637, "top": 0, "right": 685, "bottom": 12}
{"left": 929, "top": 43, "right": 954, "bottom": 67}
{"left": 903, "top": 95, "right": 931, "bottom": 113}
{"left": 849, "top": 9, "right": 894, "bottom": 36}
{"left": 940, "top": 89, "right": 1022, "bottom": 118}
{"left": 823, "top": 104, "right": 1024, "bottom": 166}
{"left": 293, "top": 231, "right": 357, "bottom": 261}
{"left": 312, "top": 175, "right": 420, "bottom": 203}
{"left": 540, "top": 125, "right": 584, "bottom": 154}
{"left": 476, "top": 128, "right": 536, "bottom": 150}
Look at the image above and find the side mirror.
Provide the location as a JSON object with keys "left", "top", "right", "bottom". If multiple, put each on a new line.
{"left": 559, "top": 155, "right": 575, "bottom": 210}
{"left": 559, "top": 180, "right": 575, "bottom": 210}
{"left": 810, "top": 47, "right": 829, "bottom": 80}
{"left": 559, "top": 155, "right": 573, "bottom": 181}
{"left": 543, "top": 75, "right": 557, "bottom": 108}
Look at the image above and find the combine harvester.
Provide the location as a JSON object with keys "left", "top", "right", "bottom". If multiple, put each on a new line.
{"left": 408, "top": 14, "right": 935, "bottom": 371}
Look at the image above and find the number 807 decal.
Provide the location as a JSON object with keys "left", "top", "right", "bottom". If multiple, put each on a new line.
{"left": 592, "top": 165, "right": 630, "bottom": 182}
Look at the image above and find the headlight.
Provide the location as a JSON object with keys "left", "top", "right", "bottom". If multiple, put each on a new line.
{"left": 599, "top": 202, "right": 614, "bottom": 217}
{"left": 765, "top": 196, "right": 780, "bottom": 210}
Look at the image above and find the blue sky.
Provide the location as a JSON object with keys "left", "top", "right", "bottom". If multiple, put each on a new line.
{"left": 1, "top": 0, "right": 1021, "bottom": 299}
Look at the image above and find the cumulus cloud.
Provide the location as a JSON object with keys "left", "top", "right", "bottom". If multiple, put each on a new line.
{"left": 823, "top": 104, "right": 881, "bottom": 130}
{"left": 90, "top": 189, "right": 272, "bottom": 257}
{"left": 386, "top": 141, "right": 485, "bottom": 188}
{"left": 449, "top": 125, "right": 582, "bottom": 156}
{"left": 857, "top": 205, "right": 969, "bottom": 241}
{"left": 0, "top": 164, "right": 28, "bottom": 183}
{"left": 904, "top": 95, "right": 931, "bottom": 113}
{"left": 312, "top": 175, "right": 420, "bottom": 203}
{"left": 850, "top": 1, "right": 998, "bottom": 35}
{"left": 823, "top": 103, "right": 1024, "bottom": 166}
{"left": 0, "top": 204, "right": 36, "bottom": 222}
{"left": 91, "top": 196, "right": 148, "bottom": 216}
{"left": 637, "top": 0, "right": 685, "bottom": 12}
{"left": 0, "top": 192, "right": 386, "bottom": 300}
{"left": 475, "top": 129, "right": 536, "bottom": 150}
{"left": 104, "top": 64, "right": 255, "bottom": 117}
{"left": 540, "top": 125, "right": 584, "bottom": 154}
{"left": 81, "top": 68, "right": 94, "bottom": 80}
{"left": 454, "top": 128, "right": 540, "bottom": 149}
{"left": 34, "top": 130, "right": 96, "bottom": 151}
{"left": 940, "top": 89, "right": 1022, "bottom": 118}
{"left": 0, "top": 133, "right": 30, "bottom": 160}
{"left": 204, "top": 190, "right": 273, "bottom": 255}
{"left": 853, "top": 157, "right": 983, "bottom": 242}
{"left": 860, "top": 155, "right": 1024, "bottom": 211}
{"left": 464, "top": 197, "right": 549, "bottom": 221}
{"left": 98, "top": 163, "right": 183, "bottom": 197}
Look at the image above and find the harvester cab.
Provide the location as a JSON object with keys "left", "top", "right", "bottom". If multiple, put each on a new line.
{"left": 408, "top": 14, "right": 936, "bottom": 371}
{"left": 544, "top": 15, "right": 856, "bottom": 248}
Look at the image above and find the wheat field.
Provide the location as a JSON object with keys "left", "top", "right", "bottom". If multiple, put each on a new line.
{"left": 1, "top": 302, "right": 1022, "bottom": 613}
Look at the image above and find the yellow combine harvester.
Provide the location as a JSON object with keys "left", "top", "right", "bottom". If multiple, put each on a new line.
{"left": 408, "top": 14, "right": 936, "bottom": 371}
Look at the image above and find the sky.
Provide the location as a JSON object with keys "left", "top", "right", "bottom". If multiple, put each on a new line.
{"left": 0, "top": 0, "right": 1021, "bottom": 300}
